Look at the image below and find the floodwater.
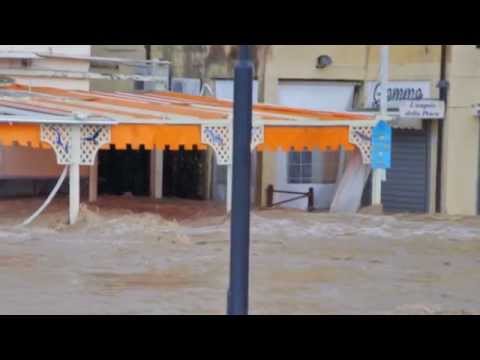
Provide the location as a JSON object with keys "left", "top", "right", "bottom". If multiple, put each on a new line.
{"left": 0, "top": 196, "right": 479, "bottom": 315}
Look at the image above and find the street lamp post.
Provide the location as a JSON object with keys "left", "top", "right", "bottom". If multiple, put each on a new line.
{"left": 372, "top": 45, "right": 390, "bottom": 206}
{"left": 227, "top": 45, "right": 254, "bottom": 315}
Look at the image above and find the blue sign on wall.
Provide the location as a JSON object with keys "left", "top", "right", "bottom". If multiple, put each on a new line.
{"left": 371, "top": 120, "right": 392, "bottom": 169}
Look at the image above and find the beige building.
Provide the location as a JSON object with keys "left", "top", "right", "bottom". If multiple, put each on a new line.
{"left": 90, "top": 45, "right": 480, "bottom": 216}
{"left": 0, "top": 45, "right": 91, "bottom": 90}
{"left": 90, "top": 45, "right": 169, "bottom": 92}
{"left": 260, "top": 45, "right": 480, "bottom": 216}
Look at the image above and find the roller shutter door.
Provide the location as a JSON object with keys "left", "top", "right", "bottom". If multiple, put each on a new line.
{"left": 382, "top": 129, "right": 429, "bottom": 213}
{"left": 362, "top": 129, "right": 429, "bottom": 213}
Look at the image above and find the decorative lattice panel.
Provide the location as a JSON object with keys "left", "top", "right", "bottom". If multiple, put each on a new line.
{"left": 202, "top": 125, "right": 232, "bottom": 165}
{"left": 41, "top": 125, "right": 73, "bottom": 165}
{"left": 349, "top": 126, "right": 373, "bottom": 164}
{"left": 202, "top": 124, "right": 265, "bottom": 165}
{"left": 251, "top": 125, "right": 264, "bottom": 151}
{"left": 80, "top": 125, "right": 111, "bottom": 165}
{"left": 41, "top": 124, "right": 111, "bottom": 166}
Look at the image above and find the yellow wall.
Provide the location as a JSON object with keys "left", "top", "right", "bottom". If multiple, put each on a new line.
{"left": 441, "top": 45, "right": 480, "bottom": 215}
{"left": 264, "top": 45, "right": 442, "bottom": 104}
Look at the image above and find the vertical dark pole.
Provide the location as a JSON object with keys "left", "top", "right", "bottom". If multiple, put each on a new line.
{"left": 145, "top": 45, "right": 152, "bottom": 61}
{"left": 307, "top": 187, "right": 314, "bottom": 212}
{"left": 266, "top": 185, "right": 274, "bottom": 208}
{"left": 227, "top": 45, "right": 253, "bottom": 315}
{"left": 436, "top": 45, "right": 448, "bottom": 213}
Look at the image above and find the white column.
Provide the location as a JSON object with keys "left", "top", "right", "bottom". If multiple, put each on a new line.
{"left": 371, "top": 168, "right": 383, "bottom": 205}
{"left": 69, "top": 125, "right": 81, "bottom": 225}
{"left": 88, "top": 155, "right": 98, "bottom": 203}
{"left": 372, "top": 45, "right": 389, "bottom": 206}
{"left": 150, "top": 149, "right": 164, "bottom": 199}
{"left": 205, "top": 148, "right": 214, "bottom": 200}
{"left": 226, "top": 164, "right": 233, "bottom": 213}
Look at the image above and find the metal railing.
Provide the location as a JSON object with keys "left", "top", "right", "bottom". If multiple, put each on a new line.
{"left": 266, "top": 184, "right": 314, "bottom": 212}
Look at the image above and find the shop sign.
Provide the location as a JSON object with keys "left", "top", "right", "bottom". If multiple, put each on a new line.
{"left": 399, "top": 100, "right": 445, "bottom": 119}
{"left": 365, "top": 81, "right": 431, "bottom": 109}
{"left": 371, "top": 120, "right": 392, "bottom": 170}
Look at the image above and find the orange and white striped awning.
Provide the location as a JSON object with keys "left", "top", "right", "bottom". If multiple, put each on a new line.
{"left": 0, "top": 84, "right": 380, "bottom": 152}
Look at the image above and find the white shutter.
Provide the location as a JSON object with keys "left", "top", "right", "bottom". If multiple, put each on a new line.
{"left": 278, "top": 81, "right": 355, "bottom": 111}
{"left": 214, "top": 79, "right": 259, "bottom": 103}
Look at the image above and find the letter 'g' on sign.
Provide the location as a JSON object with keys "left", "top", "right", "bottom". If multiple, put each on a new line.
{"left": 371, "top": 120, "right": 392, "bottom": 169}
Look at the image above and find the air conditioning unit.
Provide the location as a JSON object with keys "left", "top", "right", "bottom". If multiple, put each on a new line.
{"left": 134, "top": 65, "right": 154, "bottom": 92}
{"left": 133, "top": 63, "right": 170, "bottom": 92}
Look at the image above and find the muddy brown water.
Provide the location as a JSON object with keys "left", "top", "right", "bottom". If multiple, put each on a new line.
{"left": 0, "top": 196, "right": 479, "bottom": 315}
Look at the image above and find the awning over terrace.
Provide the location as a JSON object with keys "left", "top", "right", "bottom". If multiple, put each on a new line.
{"left": 0, "top": 84, "right": 379, "bottom": 153}
{"left": 0, "top": 83, "right": 388, "bottom": 225}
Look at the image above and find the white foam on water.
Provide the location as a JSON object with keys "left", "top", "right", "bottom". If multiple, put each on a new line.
{"left": 2, "top": 199, "right": 480, "bottom": 314}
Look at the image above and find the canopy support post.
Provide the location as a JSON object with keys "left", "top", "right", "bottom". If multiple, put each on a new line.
{"left": 150, "top": 148, "right": 164, "bottom": 200}
{"left": 201, "top": 123, "right": 263, "bottom": 215}
{"left": 371, "top": 171, "right": 383, "bottom": 205}
{"left": 88, "top": 155, "right": 98, "bottom": 203}
{"left": 69, "top": 125, "right": 81, "bottom": 225}
{"left": 372, "top": 45, "right": 390, "bottom": 206}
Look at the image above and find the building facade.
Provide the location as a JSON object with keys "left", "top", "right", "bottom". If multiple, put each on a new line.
{"left": 90, "top": 45, "right": 480, "bottom": 216}
{"left": 0, "top": 45, "right": 91, "bottom": 90}
{"left": 0, "top": 45, "right": 92, "bottom": 198}
{"left": 261, "top": 45, "right": 443, "bottom": 213}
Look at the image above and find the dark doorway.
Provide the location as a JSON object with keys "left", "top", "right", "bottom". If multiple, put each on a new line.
{"left": 98, "top": 145, "right": 150, "bottom": 196}
{"left": 162, "top": 146, "right": 207, "bottom": 200}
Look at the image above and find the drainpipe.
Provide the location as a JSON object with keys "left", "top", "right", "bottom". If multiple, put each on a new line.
{"left": 436, "top": 45, "right": 448, "bottom": 213}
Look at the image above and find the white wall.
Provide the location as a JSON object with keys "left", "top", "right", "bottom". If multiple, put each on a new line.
{"left": 273, "top": 81, "right": 356, "bottom": 210}
{"left": 0, "top": 45, "right": 90, "bottom": 55}
{"left": 274, "top": 151, "right": 337, "bottom": 210}
{"left": 0, "top": 45, "right": 91, "bottom": 91}
{"left": 214, "top": 79, "right": 259, "bottom": 103}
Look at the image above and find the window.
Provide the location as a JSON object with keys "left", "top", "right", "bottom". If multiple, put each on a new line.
{"left": 287, "top": 151, "right": 312, "bottom": 184}
{"left": 287, "top": 150, "right": 339, "bottom": 184}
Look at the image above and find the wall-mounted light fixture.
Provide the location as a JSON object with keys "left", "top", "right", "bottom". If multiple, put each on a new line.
{"left": 473, "top": 104, "right": 480, "bottom": 118}
{"left": 316, "top": 55, "right": 333, "bottom": 69}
